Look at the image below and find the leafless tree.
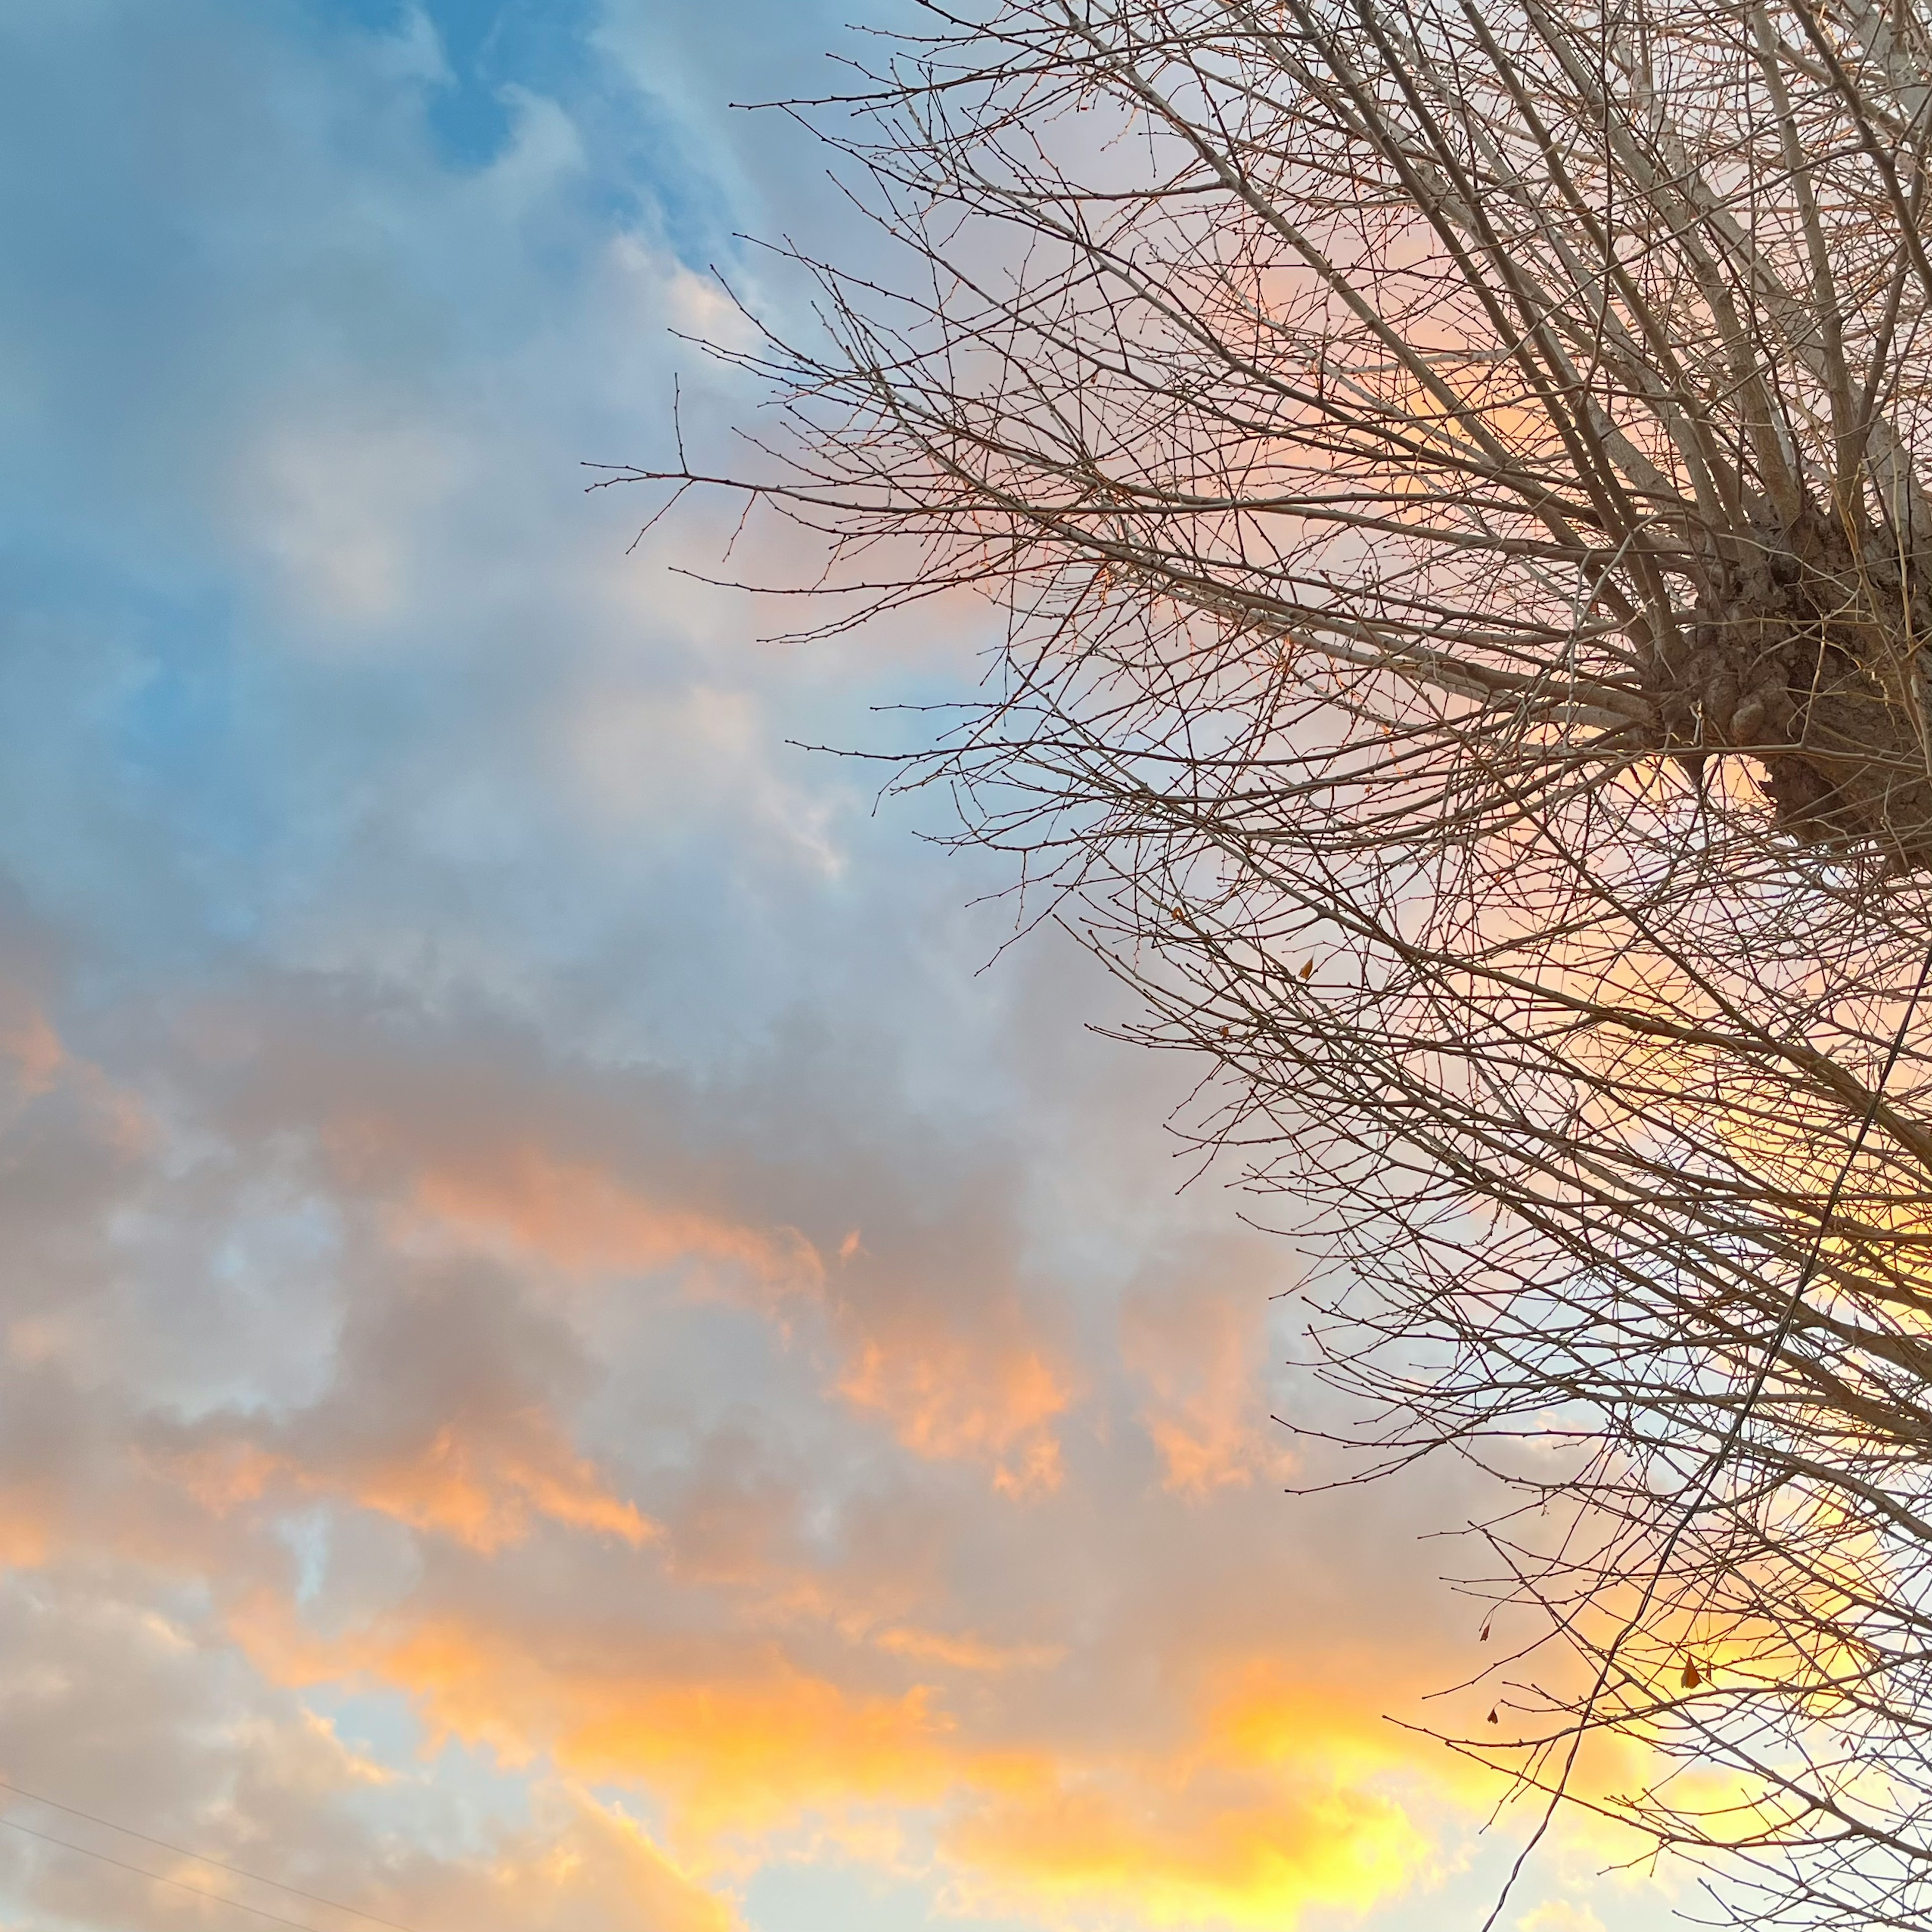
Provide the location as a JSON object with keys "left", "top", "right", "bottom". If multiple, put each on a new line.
{"left": 613, "top": 0, "right": 1932, "bottom": 1921}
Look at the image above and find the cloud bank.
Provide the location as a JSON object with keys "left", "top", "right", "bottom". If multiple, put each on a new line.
{"left": 0, "top": 5, "right": 1671, "bottom": 1930}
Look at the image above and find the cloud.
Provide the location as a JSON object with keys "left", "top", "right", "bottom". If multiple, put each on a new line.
{"left": 1121, "top": 1246, "right": 1295, "bottom": 1498}
{"left": 437, "top": 1785, "right": 741, "bottom": 1932}
{"left": 228, "top": 1592, "right": 1007, "bottom": 1839}
{"left": 947, "top": 1778, "right": 1426, "bottom": 1930}
{"left": 406, "top": 1142, "right": 827, "bottom": 1291}
{"left": 1518, "top": 1906, "right": 1607, "bottom": 1932}
{"left": 871, "top": 1625, "right": 1065, "bottom": 1674}
{"left": 168, "top": 1405, "right": 657, "bottom": 1556}
{"left": 183, "top": 981, "right": 1083, "bottom": 1496}
{"left": 836, "top": 1332, "right": 1072, "bottom": 1496}
{"left": 236, "top": 416, "right": 467, "bottom": 628}
{"left": 0, "top": 1556, "right": 733, "bottom": 1932}
{"left": 0, "top": 4, "right": 1680, "bottom": 1932}
{"left": 222, "top": 1571, "right": 1447, "bottom": 1929}
{"left": 0, "top": 918, "right": 1632, "bottom": 1932}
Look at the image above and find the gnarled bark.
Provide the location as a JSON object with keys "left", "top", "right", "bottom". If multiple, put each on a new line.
{"left": 1659, "top": 507, "right": 1932, "bottom": 864}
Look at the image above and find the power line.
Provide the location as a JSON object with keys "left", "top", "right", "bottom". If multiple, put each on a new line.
{"left": 0, "top": 1814, "right": 334, "bottom": 1932}
{"left": 0, "top": 1776, "right": 428, "bottom": 1932}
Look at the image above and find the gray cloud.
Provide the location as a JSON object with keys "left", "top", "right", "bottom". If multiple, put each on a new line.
{"left": 0, "top": 5, "right": 1673, "bottom": 1929}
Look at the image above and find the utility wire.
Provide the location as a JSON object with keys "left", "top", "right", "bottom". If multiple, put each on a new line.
{"left": 0, "top": 1775, "right": 428, "bottom": 1932}
{"left": 0, "top": 1814, "right": 336, "bottom": 1932}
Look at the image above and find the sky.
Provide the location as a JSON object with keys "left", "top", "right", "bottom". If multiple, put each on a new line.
{"left": 0, "top": 6, "right": 1681, "bottom": 1932}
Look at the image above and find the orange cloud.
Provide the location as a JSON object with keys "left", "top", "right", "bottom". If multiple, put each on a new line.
{"left": 349, "top": 1412, "right": 658, "bottom": 1552}
{"left": 235, "top": 1600, "right": 1044, "bottom": 1845}
{"left": 946, "top": 1777, "right": 1426, "bottom": 1929}
{"left": 837, "top": 1334, "right": 1071, "bottom": 1495}
{"left": 0, "top": 982, "right": 151, "bottom": 1151}
{"left": 165, "top": 1437, "right": 282, "bottom": 1515}
{"left": 1121, "top": 1280, "right": 1290, "bottom": 1498}
{"left": 323, "top": 1779, "right": 740, "bottom": 1932}
{"left": 409, "top": 1145, "right": 824, "bottom": 1293}
{"left": 873, "top": 1625, "right": 1065, "bottom": 1675}
{"left": 157, "top": 1068, "right": 1495, "bottom": 1931}
{"left": 233, "top": 1564, "right": 1458, "bottom": 1931}
{"left": 159, "top": 1409, "right": 655, "bottom": 1553}
{"left": 1203, "top": 1662, "right": 1416, "bottom": 1779}
{"left": 407, "top": 1140, "right": 1075, "bottom": 1496}
{"left": 0, "top": 997, "right": 62, "bottom": 1097}
{"left": 945, "top": 1665, "right": 1432, "bottom": 1928}
{"left": 504, "top": 1789, "right": 740, "bottom": 1932}
{"left": 563, "top": 1672, "right": 990, "bottom": 1837}
{"left": 0, "top": 1499, "right": 51, "bottom": 1567}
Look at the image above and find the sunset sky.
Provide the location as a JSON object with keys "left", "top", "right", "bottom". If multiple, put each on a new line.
{"left": 0, "top": 6, "right": 1677, "bottom": 1931}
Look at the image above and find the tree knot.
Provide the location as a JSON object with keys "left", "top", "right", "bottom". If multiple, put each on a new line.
{"left": 1648, "top": 505, "right": 1932, "bottom": 868}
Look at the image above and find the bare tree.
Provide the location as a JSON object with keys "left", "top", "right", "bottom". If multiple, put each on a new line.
{"left": 615, "top": 0, "right": 1932, "bottom": 1921}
